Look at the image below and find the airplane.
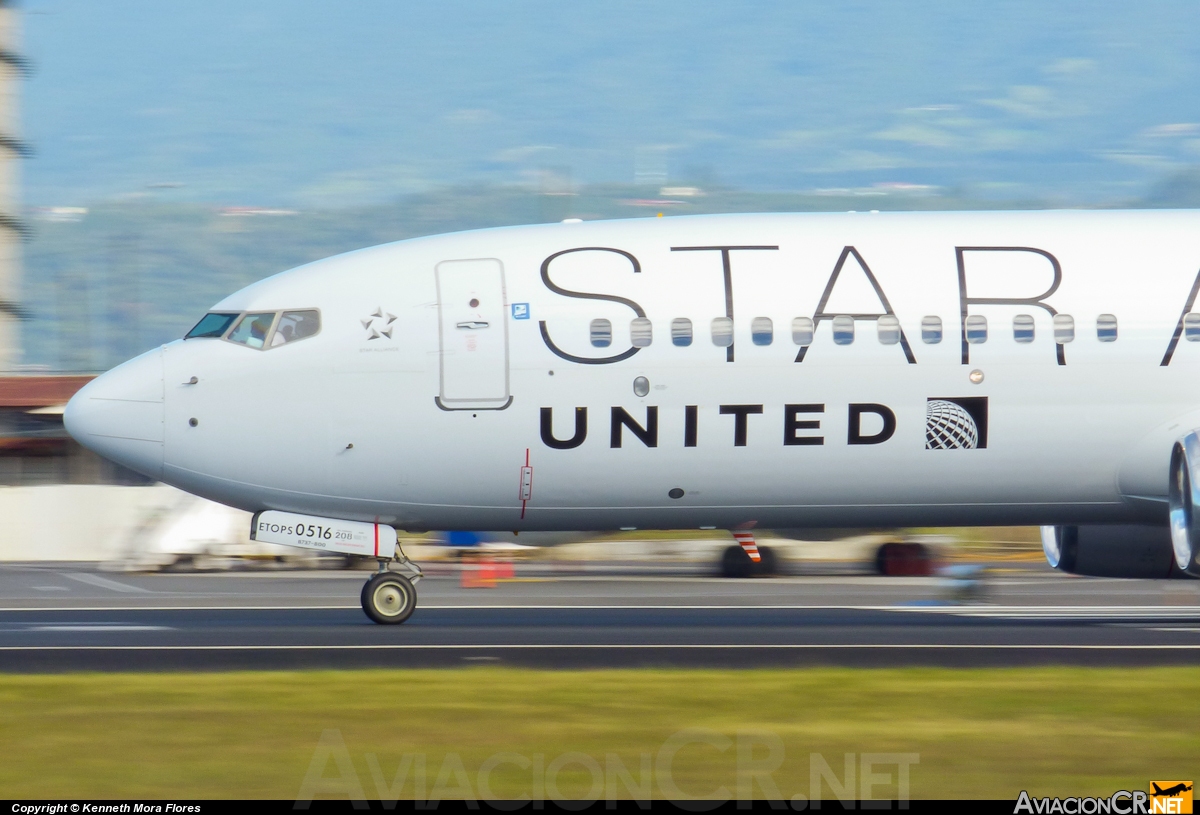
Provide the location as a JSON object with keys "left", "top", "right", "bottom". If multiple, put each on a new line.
{"left": 64, "top": 209, "right": 1200, "bottom": 624}
{"left": 1151, "top": 783, "right": 1193, "bottom": 797}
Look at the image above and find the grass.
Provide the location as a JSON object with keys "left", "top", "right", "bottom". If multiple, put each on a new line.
{"left": 0, "top": 667, "right": 1195, "bottom": 801}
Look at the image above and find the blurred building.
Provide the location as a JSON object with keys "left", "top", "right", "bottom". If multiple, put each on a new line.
{"left": 0, "top": 1, "right": 23, "bottom": 371}
{"left": 0, "top": 8, "right": 113, "bottom": 486}
{"left": 0, "top": 375, "right": 148, "bottom": 485}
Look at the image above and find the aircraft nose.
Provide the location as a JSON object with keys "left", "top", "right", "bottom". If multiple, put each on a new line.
{"left": 64, "top": 348, "right": 165, "bottom": 479}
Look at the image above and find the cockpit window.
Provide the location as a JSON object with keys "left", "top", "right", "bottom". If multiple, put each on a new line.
{"left": 227, "top": 312, "right": 277, "bottom": 349}
{"left": 185, "top": 312, "right": 239, "bottom": 339}
{"left": 187, "top": 308, "right": 322, "bottom": 349}
{"left": 270, "top": 310, "right": 321, "bottom": 347}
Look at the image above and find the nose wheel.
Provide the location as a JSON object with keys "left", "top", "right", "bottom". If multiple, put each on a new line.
{"left": 361, "top": 545, "right": 423, "bottom": 625}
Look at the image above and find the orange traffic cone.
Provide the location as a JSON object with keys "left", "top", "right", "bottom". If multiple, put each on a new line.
{"left": 461, "top": 555, "right": 498, "bottom": 588}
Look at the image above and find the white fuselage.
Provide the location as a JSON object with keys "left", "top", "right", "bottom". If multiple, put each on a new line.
{"left": 65, "top": 210, "right": 1200, "bottom": 532}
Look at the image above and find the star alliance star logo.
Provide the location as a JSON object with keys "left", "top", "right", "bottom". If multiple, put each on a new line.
{"left": 361, "top": 307, "right": 396, "bottom": 340}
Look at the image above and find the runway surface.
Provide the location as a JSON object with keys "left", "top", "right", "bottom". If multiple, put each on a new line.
{"left": 1, "top": 561, "right": 1198, "bottom": 670}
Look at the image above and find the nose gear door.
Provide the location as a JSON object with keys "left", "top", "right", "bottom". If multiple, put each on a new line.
{"left": 434, "top": 258, "right": 511, "bottom": 410}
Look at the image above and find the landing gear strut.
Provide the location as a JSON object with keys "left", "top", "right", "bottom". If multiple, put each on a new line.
{"left": 361, "top": 545, "right": 423, "bottom": 624}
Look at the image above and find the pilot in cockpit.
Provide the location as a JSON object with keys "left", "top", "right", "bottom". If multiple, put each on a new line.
{"left": 186, "top": 309, "right": 321, "bottom": 349}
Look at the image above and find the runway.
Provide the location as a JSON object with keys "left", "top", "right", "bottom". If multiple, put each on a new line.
{"left": 1, "top": 562, "right": 1198, "bottom": 670}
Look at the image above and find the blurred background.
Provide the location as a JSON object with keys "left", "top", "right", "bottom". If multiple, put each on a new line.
{"left": 0, "top": 0, "right": 1196, "bottom": 564}
{"left": 5, "top": 7, "right": 1200, "bottom": 801}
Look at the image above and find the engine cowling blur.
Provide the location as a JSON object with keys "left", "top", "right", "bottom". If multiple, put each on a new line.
{"left": 1169, "top": 431, "right": 1200, "bottom": 576}
{"left": 1040, "top": 524, "right": 1187, "bottom": 578}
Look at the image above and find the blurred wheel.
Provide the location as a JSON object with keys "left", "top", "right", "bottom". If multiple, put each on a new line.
{"left": 757, "top": 545, "right": 778, "bottom": 576}
{"left": 720, "top": 545, "right": 754, "bottom": 578}
{"left": 907, "top": 542, "right": 933, "bottom": 576}
{"left": 875, "top": 542, "right": 896, "bottom": 575}
{"left": 876, "top": 542, "right": 934, "bottom": 576}
{"left": 361, "top": 572, "right": 417, "bottom": 624}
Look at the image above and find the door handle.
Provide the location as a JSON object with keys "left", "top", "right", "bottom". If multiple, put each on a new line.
{"left": 456, "top": 321, "right": 489, "bottom": 329}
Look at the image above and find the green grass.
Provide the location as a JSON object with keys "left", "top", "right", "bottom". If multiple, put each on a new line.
{"left": 0, "top": 667, "right": 1195, "bottom": 801}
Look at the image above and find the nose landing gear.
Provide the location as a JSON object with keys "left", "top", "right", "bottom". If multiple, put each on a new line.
{"left": 361, "top": 545, "right": 423, "bottom": 625}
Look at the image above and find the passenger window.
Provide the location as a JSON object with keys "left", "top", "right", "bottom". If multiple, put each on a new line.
{"left": 630, "top": 317, "right": 653, "bottom": 348}
{"left": 1053, "top": 314, "right": 1075, "bottom": 344}
{"left": 711, "top": 317, "right": 733, "bottom": 347}
{"left": 921, "top": 316, "right": 942, "bottom": 344}
{"left": 1185, "top": 313, "right": 1200, "bottom": 342}
{"left": 1096, "top": 314, "right": 1118, "bottom": 342}
{"left": 877, "top": 315, "right": 900, "bottom": 345}
{"left": 1013, "top": 314, "right": 1035, "bottom": 343}
{"left": 832, "top": 315, "right": 854, "bottom": 345}
{"left": 671, "top": 318, "right": 693, "bottom": 347}
{"left": 751, "top": 317, "right": 773, "bottom": 346}
{"left": 965, "top": 314, "right": 987, "bottom": 344}
{"left": 227, "top": 312, "right": 276, "bottom": 350}
{"left": 791, "top": 317, "right": 814, "bottom": 346}
{"left": 590, "top": 319, "right": 612, "bottom": 348}
{"left": 186, "top": 312, "right": 240, "bottom": 340}
{"left": 270, "top": 310, "right": 321, "bottom": 347}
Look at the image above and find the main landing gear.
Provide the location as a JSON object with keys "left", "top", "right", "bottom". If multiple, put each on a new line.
{"left": 874, "top": 541, "right": 935, "bottom": 576}
{"left": 720, "top": 530, "right": 779, "bottom": 578}
{"left": 720, "top": 544, "right": 779, "bottom": 577}
{"left": 361, "top": 545, "right": 424, "bottom": 625}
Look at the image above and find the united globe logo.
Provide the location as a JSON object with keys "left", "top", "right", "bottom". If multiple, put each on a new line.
{"left": 926, "top": 400, "right": 978, "bottom": 449}
{"left": 925, "top": 396, "right": 988, "bottom": 450}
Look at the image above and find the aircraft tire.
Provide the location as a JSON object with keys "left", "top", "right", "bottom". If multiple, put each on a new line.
{"left": 757, "top": 545, "right": 778, "bottom": 576}
{"left": 721, "top": 545, "right": 754, "bottom": 578}
{"left": 876, "top": 542, "right": 934, "bottom": 576}
{"left": 361, "top": 572, "right": 417, "bottom": 624}
{"left": 874, "top": 543, "right": 894, "bottom": 575}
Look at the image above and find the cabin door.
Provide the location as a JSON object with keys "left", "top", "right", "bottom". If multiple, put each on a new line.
{"left": 435, "top": 258, "right": 511, "bottom": 410}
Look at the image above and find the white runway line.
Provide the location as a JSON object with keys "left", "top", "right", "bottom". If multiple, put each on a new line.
{"left": 25, "top": 625, "right": 172, "bottom": 632}
{"left": 63, "top": 573, "right": 152, "bottom": 594}
{"left": 1, "top": 643, "right": 1200, "bottom": 651}
{"left": 939, "top": 608, "right": 1200, "bottom": 619}
{"left": 2, "top": 603, "right": 1200, "bottom": 616}
{"left": 0, "top": 605, "right": 361, "bottom": 612}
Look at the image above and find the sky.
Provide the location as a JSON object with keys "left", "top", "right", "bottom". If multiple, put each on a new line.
{"left": 16, "top": 1, "right": 1200, "bottom": 207}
